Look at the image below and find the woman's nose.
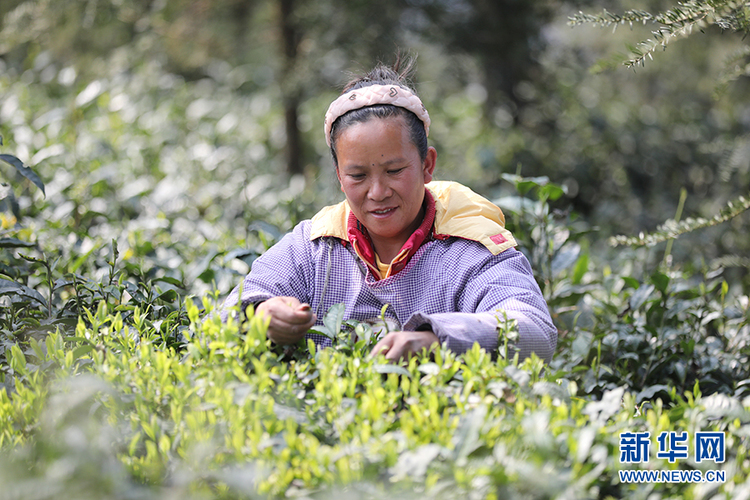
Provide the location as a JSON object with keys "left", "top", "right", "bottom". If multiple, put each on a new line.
{"left": 367, "top": 178, "right": 391, "bottom": 201}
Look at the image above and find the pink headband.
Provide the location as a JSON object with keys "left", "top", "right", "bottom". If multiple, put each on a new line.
{"left": 324, "top": 84, "right": 430, "bottom": 147}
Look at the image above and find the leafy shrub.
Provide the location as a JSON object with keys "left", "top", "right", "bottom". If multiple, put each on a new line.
{"left": 498, "top": 175, "right": 750, "bottom": 401}
{"left": 1, "top": 297, "right": 748, "bottom": 499}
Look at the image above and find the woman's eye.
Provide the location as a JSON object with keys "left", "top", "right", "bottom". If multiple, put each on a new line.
{"left": 388, "top": 168, "right": 405, "bottom": 175}
{"left": 349, "top": 174, "right": 365, "bottom": 180}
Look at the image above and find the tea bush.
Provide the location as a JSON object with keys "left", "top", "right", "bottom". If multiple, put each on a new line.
{"left": 1, "top": 294, "right": 748, "bottom": 499}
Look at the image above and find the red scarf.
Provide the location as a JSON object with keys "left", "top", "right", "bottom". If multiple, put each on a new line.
{"left": 347, "top": 189, "right": 437, "bottom": 280}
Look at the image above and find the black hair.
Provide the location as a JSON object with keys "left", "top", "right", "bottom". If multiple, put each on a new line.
{"left": 329, "top": 56, "right": 428, "bottom": 167}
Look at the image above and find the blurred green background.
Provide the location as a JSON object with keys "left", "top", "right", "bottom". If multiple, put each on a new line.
{"left": 1, "top": 0, "right": 749, "bottom": 295}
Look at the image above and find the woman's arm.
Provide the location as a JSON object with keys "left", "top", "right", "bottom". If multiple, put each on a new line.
{"left": 221, "top": 222, "right": 314, "bottom": 327}
{"left": 402, "top": 248, "right": 557, "bottom": 363}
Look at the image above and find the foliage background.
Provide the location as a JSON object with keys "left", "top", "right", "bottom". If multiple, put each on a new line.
{"left": 1, "top": 0, "right": 749, "bottom": 498}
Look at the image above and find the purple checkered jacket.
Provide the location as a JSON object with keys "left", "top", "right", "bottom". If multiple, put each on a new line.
{"left": 222, "top": 221, "right": 557, "bottom": 362}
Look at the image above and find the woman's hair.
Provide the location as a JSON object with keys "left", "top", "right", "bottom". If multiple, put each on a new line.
{"left": 329, "top": 56, "right": 429, "bottom": 167}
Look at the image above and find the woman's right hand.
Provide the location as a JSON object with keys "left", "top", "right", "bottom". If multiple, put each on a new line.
{"left": 255, "top": 296, "right": 316, "bottom": 345}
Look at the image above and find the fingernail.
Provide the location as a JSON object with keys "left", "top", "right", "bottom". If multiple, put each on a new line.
{"left": 300, "top": 304, "right": 311, "bottom": 311}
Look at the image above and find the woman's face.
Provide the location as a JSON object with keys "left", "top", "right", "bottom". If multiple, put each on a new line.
{"left": 335, "top": 116, "right": 436, "bottom": 256}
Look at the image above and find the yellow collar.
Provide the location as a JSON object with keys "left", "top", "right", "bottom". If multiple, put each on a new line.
{"left": 309, "top": 181, "right": 516, "bottom": 255}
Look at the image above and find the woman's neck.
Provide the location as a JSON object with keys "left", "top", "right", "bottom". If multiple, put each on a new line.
{"left": 370, "top": 205, "right": 425, "bottom": 264}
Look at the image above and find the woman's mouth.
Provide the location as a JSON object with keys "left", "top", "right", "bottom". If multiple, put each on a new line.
{"left": 370, "top": 207, "right": 396, "bottom": 217}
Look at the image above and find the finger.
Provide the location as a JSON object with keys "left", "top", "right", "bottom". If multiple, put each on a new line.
{"left": 370, "top": 336, "right": 395, "bottom": 359}
{"left": 282, "top": 309, "right": 316, "bottom": 326}
{"left": 267, "top": 321, "right": 310, "bottom": 344}
{"left": 292, "top": 304, "right": 315, "bottom": 321}
{"left": 384, "top": 346, "right": 407, "bottom": 362}
{"left": 278, "top": 315, "right": 316, "bottom": 334}
{"left": 276, "top": 309, "right": 317, "bottom": 330}
{"left": 261, "top": 296, "right": 301, "bottom": 313}
{"left": 270, "top": 316, "right": 314, "bottom": 336}
{"left": 266, "top": 303, "right": 315, "bottom": 325}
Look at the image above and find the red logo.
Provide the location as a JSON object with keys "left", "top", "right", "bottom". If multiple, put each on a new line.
{"left": 489, "top": 234, "right": 507, "bottom": 245}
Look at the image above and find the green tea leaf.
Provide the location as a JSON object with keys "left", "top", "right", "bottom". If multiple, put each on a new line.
{"left": 651, "top": 271, "right": 670, "bottom": 295}
{"left": 572, "top": 252, "right": 589, "bottom": 284}
{"left": 622, "top": 276, "right": 640, "bottom": 289}
{"left": 0, "top": 154, "right": 45, "bottom": 195}
{"left": 9, "top": 345, "right": 27, "bottom": 374}
{"left": 0, "top": 238, "right": 35, "bottom": 248}
{"left": 72, "top": 344, "right": 94, "bottom": 360}
{"left": 539, "top": 183, "right": 565, "bottom": 201}
{"left": 157, "top": 289, "right": 178, "bottom": 302}
{"left": 323, "top": 303, "right": 345, "bottom": 339}
{"left": 635, "top": 384, "right": 670, "bottom": 403}
{"left": 373, "top": 364, "right": 411, "bottom": 377}
{"left": 629, "top": 284, "right": 655, "bottom": 310}
{"left": 0, "top": 278, "right": 46, "bottom": 306}
{"left": 552, "top": 243, "right": 580, "bottom": 277}
{"left": 153, "top": 276, "right": 184, "bottom": 288}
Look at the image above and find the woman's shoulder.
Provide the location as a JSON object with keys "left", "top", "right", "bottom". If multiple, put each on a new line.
{"left": 309, "top": 199, "right": 349, "bottom": 242}
{"left": 282, "top": 218, "right": 348, "bottom": 254}
{"left": 428, "top": 181, "right": 516, "bottom": 256}
{"left": 425, "top": 237, "right": 527, "bottom": 271}
{"left": 261, "top": 221, "right": 346, "bottom": 269}
{"left": 268, "top": 199, "right": 351, "bottom": 255}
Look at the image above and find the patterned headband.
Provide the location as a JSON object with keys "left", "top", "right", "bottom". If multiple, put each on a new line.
{"left": 324, "top": 84, "right": 430, "bottom": 147}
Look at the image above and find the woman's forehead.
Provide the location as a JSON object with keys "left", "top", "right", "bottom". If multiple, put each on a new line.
{"left": 337, "top": 116, "right": 410, "bottom": 144}
{"left": 343, "top": 114, "right": 407, "bottom": 132}
{"left": 337, "top": 118, "right": 417, "bottom": 163}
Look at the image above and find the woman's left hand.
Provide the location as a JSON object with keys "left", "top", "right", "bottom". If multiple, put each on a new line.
{"left": 370, "top": 330, "right": 439, "bottom": 362}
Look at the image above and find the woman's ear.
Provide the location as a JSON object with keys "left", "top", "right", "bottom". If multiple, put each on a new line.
{"left": 422, "top": 147, "right": 437, "bottom": 184}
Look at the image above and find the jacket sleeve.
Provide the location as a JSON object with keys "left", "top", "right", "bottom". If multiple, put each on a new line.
{"left": 403, "top": 248, "right": 557, "bottom": 363}
{"left": 221, "top": 222, "right": 314, "bottom": 322}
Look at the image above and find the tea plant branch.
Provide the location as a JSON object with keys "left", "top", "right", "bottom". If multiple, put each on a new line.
{"left": 569, "top": 1, "right": 748, "bottom": 69}
{"left": 663, "top": 188, "right": 688, "bottom": 266}
{"left": 641, "top": 278, "right": 672, "bottom": 388}
{"left": 716, "top": 44, "right": 750, "bottom": 95}
{"left": 495, "top": 311, "right": 519, "bottom": 363}
{"left": 568, "top": 8, "right": 657, "bottom": 28}
{"left": 18, "top": 252, "right": 55, "bottom": 319}
{"left": 710, "top": 254, "right": 750, "bottom": 269}
{"left": 379, "top": 303, "right": 391, "bottom": 336}
{"left": 609, "top": 192, "right": 750, "bottom": 247}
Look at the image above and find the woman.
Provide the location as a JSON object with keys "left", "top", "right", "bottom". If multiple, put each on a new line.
{"left": 222, "top": 60, "right": 557, "bottom": 363}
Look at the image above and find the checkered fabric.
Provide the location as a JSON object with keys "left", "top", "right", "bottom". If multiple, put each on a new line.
{"left": 222, "top": 221, "right": 557, "bottom": 362}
